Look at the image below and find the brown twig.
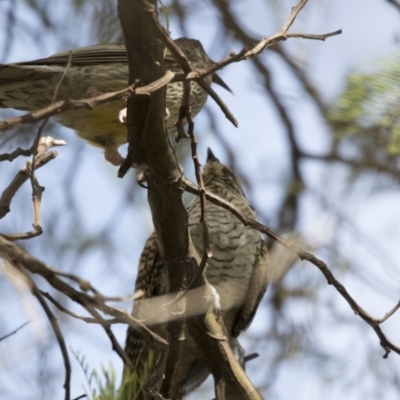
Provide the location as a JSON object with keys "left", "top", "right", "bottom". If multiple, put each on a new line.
{"left": 0, "top": 137, "right": 65, "bottom": 239}
{"left": 0, "top": 146, "right": 36, "bottom": 162}
{"left": 51, "top": 51, "right": 73, "bottom": 104}
{"left": 187, "top": 135, "right": 212, "bottom": 274}
{"left": 26, "top": 134, "right": 47, "bottom": 239}
{"left": 179, "top": 0, "right": 341, "bottom": 82}
{"left": 0, "top": 235, "right": 169, "bottom": 351}
{"left": 24, "top": 273, "right": 71, "bottom": 400}
{"left": 0, "top": 145, "right": 62, "bottom": 221}
{"left": 144, "top": 0, "right": 238, "bottom": 128}
{"left": 0, "top": 71, "right": 174, "bottom": 133}
{"left": 147, "top": 0, "right": 340, "bottom": 130}
{"left": 85, "top": 303, "right": 134, "bottom": 369}
{"left": 376, "top": 300, "right": 400, "bottom": 324}
{"left": 45, "top": 266, "right": 137, "bottom": 302}
{"left": 40, "top": 290, "right": 102, "bottom": 323}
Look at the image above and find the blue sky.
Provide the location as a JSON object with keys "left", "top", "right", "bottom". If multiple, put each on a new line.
{"left": 1, "top": 1, "right": 400, "bottom": 399}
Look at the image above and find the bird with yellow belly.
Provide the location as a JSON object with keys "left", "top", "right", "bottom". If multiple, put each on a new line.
{"left": 0, "top": 38, "right": 231, "bottom": 165}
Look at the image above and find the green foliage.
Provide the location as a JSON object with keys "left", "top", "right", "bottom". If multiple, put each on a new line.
{"left": 329, "top": 55, "right": 400, "bottom": 154}
{"left": 72, "top": 349, "right": 154, "bottom": 400}
{"left": 119, "top": 351, "right": 155, "bottom": 400}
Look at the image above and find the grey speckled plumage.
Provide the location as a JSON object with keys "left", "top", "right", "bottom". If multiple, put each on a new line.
{"left": 0, "top": 38, "right": 229, "bottom": 165}
{"left": 124, "top": 149, "right": 270, "bottom": 399}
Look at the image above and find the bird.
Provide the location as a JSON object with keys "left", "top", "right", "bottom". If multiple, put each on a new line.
{"left": 0, "top": 38, "right": 231, "bottom": 165}
{"left": 123, "top": 148, "right": 270, "bottom": 399}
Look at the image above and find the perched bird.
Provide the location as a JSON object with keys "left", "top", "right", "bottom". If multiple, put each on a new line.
{"left": 0, "top": 38, "right": 230, "bottom": 165}
{"left": 123, "top": 149, "right": 270, "bottom": 399}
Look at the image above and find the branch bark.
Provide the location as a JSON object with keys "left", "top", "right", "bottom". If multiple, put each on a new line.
{"left": 117, "top": 0, "right": 261, "bottom": 398}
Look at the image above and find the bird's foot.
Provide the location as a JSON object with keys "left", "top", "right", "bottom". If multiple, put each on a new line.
{"left": 104, "top": 145, "right": 125, "bottom": 166}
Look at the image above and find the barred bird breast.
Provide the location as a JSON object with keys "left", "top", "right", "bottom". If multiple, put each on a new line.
{"left": 123, "top": 149, "right": 270, "bottom": 399}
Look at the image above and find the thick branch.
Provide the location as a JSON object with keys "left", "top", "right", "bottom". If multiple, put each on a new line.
{"left": 117, "top": 1, "right": 262, "bottom": 397}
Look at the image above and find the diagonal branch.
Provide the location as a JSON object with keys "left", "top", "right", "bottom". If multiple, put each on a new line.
{"left": 18, "top": 269, "right": 71, "bottom": 400}
{"left": 0, "top": 235, "right": 169, "bottom": 351}
{"left": 183, "top": 177, "right": 400, "bottom": 358}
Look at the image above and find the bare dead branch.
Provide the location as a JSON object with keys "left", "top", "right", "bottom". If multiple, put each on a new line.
{"left": 84, "top": 303, "right": 134, "bottom": 369}
{"left": 0, "top": 146, "right": 35, "bottom": 162}
{"left": 21, "top": 271, "right": 71, "bottom": 400}
{"left": 376, "top": 299, "right": 400, "bottom": 324}
{"left": 40, "top": 290, "right": 100, "bottom": 323}
{"left": 183, "top": 0, "right": 341, "bottom": 82}
{"left": 0, "top": 149, "right": 60, "bottom": 221}
{"left": 0, "top": 137, "right": 65, "bottom": 240}
{"left": 0, "top": 235, "right": 169, "bottom": 351}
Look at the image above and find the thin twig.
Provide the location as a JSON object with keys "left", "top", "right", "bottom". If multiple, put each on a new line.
{"left": 0, "top": 71, "right": 173, "bottom": 133}
{"left": 144, "top": 0, "right": 238, "bottom": 128}
{"left": 84, "top": 303, "right": 134, "bottom": 369}
{"left": 376, "top": 300, "right": 400, "bottom": 324}
{"left": 0, "top": 236, "right": 169, "bottom": 351}
{"left": 71, "top": 395, "right": 87, "bottom": 400}
{"left": 0, "top": 146, "right": 35, "bottom": 162}
{"left": 43, "top": 266, "right": 136, "bottom": 302}
{"left": 23, "top": 273, "right": 71, "bottom": 400}
{"left": 40, "top": 290, "right": 100, "bottom": 324}
{"left": 51, "top": 51, "right": 73, "bottom": 104}
{"left": 0, "top": 320, "right": 30, "bottom": 342}
{"left": 0, "top": 137, "right": 65, "bottom": 238}
{"left": 0, "top": 149, "right": 60, "bottom": 221}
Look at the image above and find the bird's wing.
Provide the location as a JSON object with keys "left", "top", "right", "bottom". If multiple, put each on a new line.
{"left": 231, "top": 240, "right": 270, "bottom": 337}
{"left": 124, "top": 232, "right": 167, "bottom": 369}
{"left": 15, "top": 43, "right": 128, "bottom": 66}
{"left": 0, "top": 43, "right": 128, "bottom": 109}
{"left": 11, "top": 42, "right": 178, "bottom": 67}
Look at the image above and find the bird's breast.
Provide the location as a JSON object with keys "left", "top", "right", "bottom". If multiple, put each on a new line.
{"left": 188, "top": 193, "right": 261, "bottom": 321}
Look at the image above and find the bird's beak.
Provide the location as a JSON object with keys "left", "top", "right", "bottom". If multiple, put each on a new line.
{"left": 207, "top": 148, "right": 220, "bottom": 162}
{"left": 212, "top": 73, "right": 234, "bottom": 94}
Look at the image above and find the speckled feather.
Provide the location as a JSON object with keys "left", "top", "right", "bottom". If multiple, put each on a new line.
{"left": 124, "top": 150, "right": 270, "bottom": 399}
{"left": 0, "top": 38, "right": 215, "bottom": 162}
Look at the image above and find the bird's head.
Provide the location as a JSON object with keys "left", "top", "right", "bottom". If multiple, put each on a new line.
{"left": 202, "top": 148, "right": 245, "bottom": 197}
